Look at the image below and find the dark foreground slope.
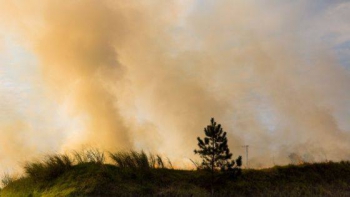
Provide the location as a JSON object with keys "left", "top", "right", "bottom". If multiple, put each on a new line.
{"left": 1, "top": 161, "right": 350, "bottom": 197}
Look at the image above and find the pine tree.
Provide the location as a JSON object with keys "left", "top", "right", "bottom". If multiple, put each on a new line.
{"left": 194, "top": 118, "right": 242, "bottom": 194}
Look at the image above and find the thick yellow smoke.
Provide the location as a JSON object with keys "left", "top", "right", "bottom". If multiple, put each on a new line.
{"left": 1, "top": 0, "right": 350, "bottom": 172}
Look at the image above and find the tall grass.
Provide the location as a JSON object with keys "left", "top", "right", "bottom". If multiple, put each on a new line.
{"left": 22, "top": 149, "right": 106, "bottom": 182}
{"left": 110, "top": 151, "right": 150, "bottom": 169}
{"left": 166, "top": 157, "right": 174, "bottom": 169}
{"left": 109, "top": 150, "right": 169, "bottom": 169}
{"left": 73, "top": 148, "right": 105, "bottom": 164}
{"left": 14, "top": 149, "right": 171, "bottom": 185}
{"left": 24, "top": 154, "right": 73, "bottom": 182}
{"left": 20, "top": 149, "right": 171, "bottom": 183}
{"left": 1, "top": 173, "right": 15, "bottom": 187}
{"left": 189, "top": 158, "right": 200, "bottom": 169}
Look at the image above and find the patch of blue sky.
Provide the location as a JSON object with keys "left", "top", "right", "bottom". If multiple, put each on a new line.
{"left": 303, "top": 0, "right": 340, "bottom": 16}
{"left": 334, "top": 40, "right": 350, "bottom": 70}
{"left": 293, "top": 1, "right": 350, "bottom": 71}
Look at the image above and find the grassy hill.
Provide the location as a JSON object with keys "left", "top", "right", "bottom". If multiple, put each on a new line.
{"left": 1, "top": 151, "right": 350, "bottom": 197}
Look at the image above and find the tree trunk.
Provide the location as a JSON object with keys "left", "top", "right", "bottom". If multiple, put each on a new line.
{"left": 211, "top": 135, "right": 216, "bottom": 196}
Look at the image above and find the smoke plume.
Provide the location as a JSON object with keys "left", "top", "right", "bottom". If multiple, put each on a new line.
{"left": 0, "top": 0, "right": 350, "bottom": 172}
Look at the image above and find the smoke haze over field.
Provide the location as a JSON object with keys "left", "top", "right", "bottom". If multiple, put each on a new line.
{"left": 1, "top": 0, "right": 350, "bottom": 172}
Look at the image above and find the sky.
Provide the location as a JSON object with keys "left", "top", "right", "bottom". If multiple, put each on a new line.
{"left": 0, "top": 0, "right": 350, "bottom": 173}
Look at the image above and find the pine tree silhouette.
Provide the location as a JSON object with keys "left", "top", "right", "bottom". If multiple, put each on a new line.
{"left": 194, "top": 118, "right": 242, "bottom": 195}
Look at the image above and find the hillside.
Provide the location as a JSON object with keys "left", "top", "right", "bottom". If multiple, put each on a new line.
{"left": 1, "top": 152, "right": 350, "bottom": 196}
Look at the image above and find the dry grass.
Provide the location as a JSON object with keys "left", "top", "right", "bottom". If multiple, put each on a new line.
{"left": 73, "top": 148, "right": 105, "bottom": 164}
{"left": 24, "top": 154, "right": 73, "bottom": 182}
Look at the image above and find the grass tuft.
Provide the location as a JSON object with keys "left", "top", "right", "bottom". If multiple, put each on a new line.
{"left": 109, "top": 150, "right": 150, "bottom": 169}
{"left": 109, "top": 150, "right": 170, "bottom": 169}
{"left": 24, "top": 154, "right": 73, "bottom": 182}
{"left": 73, "top": 148, "right": 105, "bottom": 164}
{"left": 1, "top": 173, "right": 15, "bottom": 187}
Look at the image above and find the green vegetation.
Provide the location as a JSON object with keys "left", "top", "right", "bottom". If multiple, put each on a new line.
{"left": 1, "top": 150, "right": 350, "bottom": 197}
{"left": 23, "top": 154, "right": 73, "bottom": 183}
